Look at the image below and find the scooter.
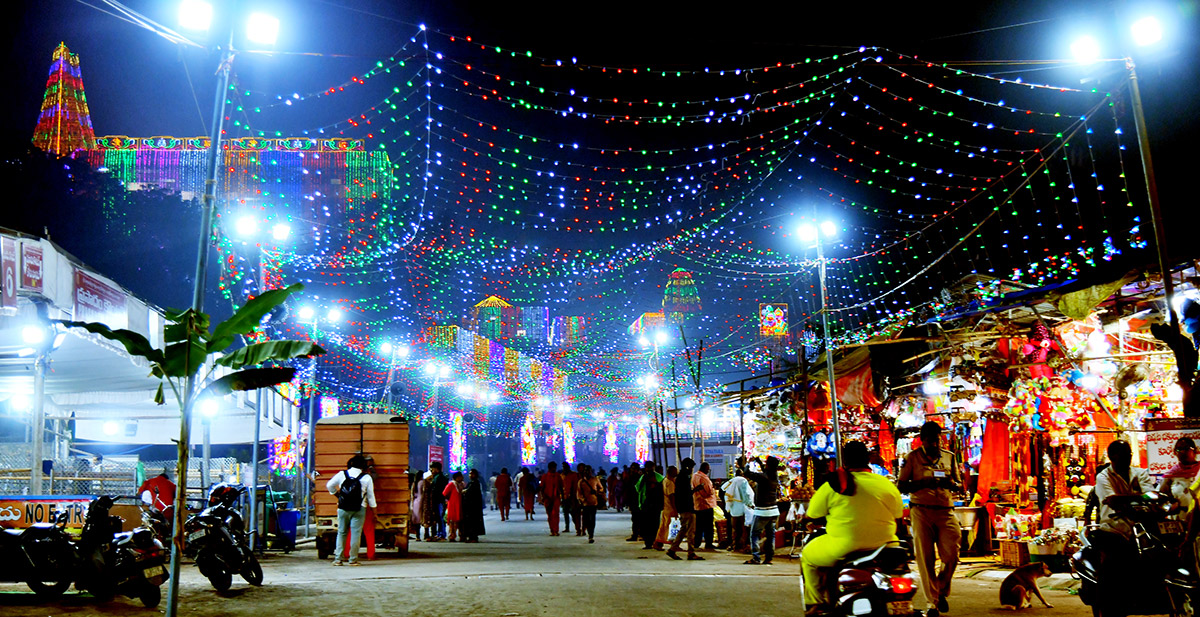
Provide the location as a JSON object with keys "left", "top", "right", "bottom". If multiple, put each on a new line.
{"left": 73, "top": 496, "right": 170, "bottom": 607}
{"left": 183, "top": 483, "right": 263, "bottom": 592}
{"left": 0, "top": 509, "right": 78, "bottom": 597}
{"left": 1071, "top": 491, "right": 1198, "bottom": 617}
{"left": 801, "top": 526, "right": 919, "bottom": 617}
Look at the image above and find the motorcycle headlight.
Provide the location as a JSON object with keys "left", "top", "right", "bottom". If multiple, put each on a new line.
{"left": 132, "top": 528, "right": 154, "bottom": 550}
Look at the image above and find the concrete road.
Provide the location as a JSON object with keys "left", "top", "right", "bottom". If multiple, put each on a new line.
{"left": 0, "top": 509, "right": 1097, "bottom": 616}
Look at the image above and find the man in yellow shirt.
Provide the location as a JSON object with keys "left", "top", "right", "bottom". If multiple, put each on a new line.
{"left": 802, "top": 441, "right": 904, "bottom": 614}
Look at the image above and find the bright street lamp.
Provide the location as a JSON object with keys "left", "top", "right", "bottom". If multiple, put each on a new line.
{"left": 235, "top": 215, "right": 258, "bottom": 236}
{"left": 1070, "top": 36, "right": 1102, "bottom": 64}
{"left": 246, "top": 12, "right": 280, "bottom": 45}
{"left": 178, "top": 0, "right": 213, "bottom": 31}
{"left": 297, "top": 306, "right": 315, "bottom": 320}
{"left": 1130, "top": 16, "right": 1163, "bottom": 47}
{"left": 800, "top": 216, "right": 844, "bottom": 466}
{"left": 271, "top": 223, "right": 291, "bottom": 241}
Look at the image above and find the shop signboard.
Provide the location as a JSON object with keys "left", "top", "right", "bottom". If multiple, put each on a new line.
{"left": 20, "top": 242, "right": 43, "bottom": 292}
{"left": 1145, "top": 417, "right": 1200, "bottom": 476}
{"left": 73, "top": 269, "right": 127, "bottom": 329}
{"left": 0, "top": 236, "right": 16, "bottom": 313}
{"left": 0, "top": 496, "right": 91, "bottom": 530}
{"left": 428, "top": 445, "right": 445, "bottom": 466}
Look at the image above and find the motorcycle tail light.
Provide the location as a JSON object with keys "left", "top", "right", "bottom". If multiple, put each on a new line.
{"left": 889, "top": 576, "right": 914, "bottom": 594}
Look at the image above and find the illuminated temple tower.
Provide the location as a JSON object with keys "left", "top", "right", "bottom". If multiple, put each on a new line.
{"left": 32, "top": 44, "right": 392, "bottom": 218}
{"left": 32, "top": 43, "right": 96, "bottom": 156}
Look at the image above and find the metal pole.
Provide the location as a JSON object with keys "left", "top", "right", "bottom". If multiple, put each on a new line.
{"left": 383, "top": 348, "right": 398, "bottom": 408}
{"left": 671, "top": 360, "right": 681, "bottom": 463}
{"left": 1126, "top": 59, "right": 1177, "bottom": 331}
{"left": 738, "top": 382, "right": 745, "bottom": 458}
{"left": 249, "top": 388, "right": 262, "bottom": 551}
{"left": 304, "top": 352, "right": 317, "bottom": 537}
{"left": 818, "top": 238, "right": 843, "bottom": 467}
{"left": 169, "top": 22, "right": 233, "bottom": 617}
{"left": 202, "top": 420, "right": 211, "bottom": 489}
{"left": 30, "top": 354, "right": 46, "bottom": 494}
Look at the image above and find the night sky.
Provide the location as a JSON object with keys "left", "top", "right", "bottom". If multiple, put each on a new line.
{"left": 5, "top": 0, "right": 1200, "bottom": 432}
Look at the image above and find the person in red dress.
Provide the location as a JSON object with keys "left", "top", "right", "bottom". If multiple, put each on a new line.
{"left": 495, "top": 468, "right": 513, "bottom": 521}
{"left": 540, "top": 463, "right": 563, "bottom": 536}
{"left": 137, "top": 471, "right": 176, "bottom": 514}
{"left": 442, "top": 471, "right": 464, "bottom": 541}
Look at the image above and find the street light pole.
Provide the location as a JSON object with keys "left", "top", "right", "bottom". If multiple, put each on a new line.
{"left": 1125, "top": 57, "right": 1177, "bottom": 331}
{"left": 303, "top": 320, "right": 318, "bottom": 538}
{"left": 816, "top": 236, "right": 843, "bottom": 468}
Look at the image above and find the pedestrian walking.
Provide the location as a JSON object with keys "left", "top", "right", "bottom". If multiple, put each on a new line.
{"left": 666, "top": 458, "right": 702, "bottom": 561}
{"left": 488, "top": 472, "right": 498, "bottom": 511}
{"left": 410, "top": 469, "right": 425, "bottom": 539}
{"left": 419, "top": 471, "right": 438, "bottom": 540}
{"left": 325, "top": 454, "right": 377, "bottom": 566}
{"left": 540, "top": 463, "right": 563, "bottom": 535}
{"left": 518, "top": 466, "right": 537, "bottom": 520}
{"left": 636, "top": 460, "right": 664, "bottom": 550}
{"left": 654, "top": 465, "right": 678, "bottom": 549}
{"left": 624, "top": 462, "right": 642, "bottom": 541}
{"left": 608, "top": 469, "right": 622, "bottom": 511}
{"left": 743, "top": 455, "right": 780, "bottom": 565}
{"left": 576, "top": 464, "right": 605, "bottom": 543}
{"left": 693, "top": 461, "right": 717, "bottom": 550}
{"left": 443, "top": 471, "right": 464, "bottom": 541}
{"left": 722, "top": 467, "right": 754, "bottom": 553}
{"left": 897, "top": 421, "right": 963, "bottom": 617}
{"left": 460, "top": 469, "right": 487, "bottom": 543}
{"left": 495, "top": 467, "right": 513, "bottom": 521}
{"left": 561, "top": 462, "right": 581, "bottom": 535}
{"left": 428, "top": 461, "right": 450, "bottom": 539}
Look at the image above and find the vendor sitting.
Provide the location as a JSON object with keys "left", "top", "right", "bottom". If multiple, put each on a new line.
{"left": 800, "top": 441, "right": 904, "bottom": 616}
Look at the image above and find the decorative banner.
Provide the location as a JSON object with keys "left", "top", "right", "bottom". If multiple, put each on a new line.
{"left": 73, "top": 269, "right": 127, "bottom": 329}
{"left": 1, "top": 236, "right": 16, "bottom": 313}
{"left": 563, "top": 421, "right": 576, "bottom": 464}
{"left": 604, "top": 424, "right": 618, "bottom": 464}
{"left": 428, "top": 445, "right": 445, "bottom": 466}
{"left": 449, "top": 413, "right": 466, "bottom": 471}
{"left": 521, "top": 415, "right": 537, "bottom": 466}
{"left": 319, "top": 396, "right": 339, "bottom": 419}
{"left": 635, "top": 427, "right": 649, "bottom": 462}
{"left": 20, "top": 242, "right": 43, "bottom": 293}
{"left": 269, "top": 435, "right": 298, "bottom": 476}
{"left": 759, "top": 303, "right": 789, "bottom": 337}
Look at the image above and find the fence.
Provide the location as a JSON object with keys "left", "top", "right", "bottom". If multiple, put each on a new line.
{"left": 0, "top": 450, "right": 241, "bottom": 498}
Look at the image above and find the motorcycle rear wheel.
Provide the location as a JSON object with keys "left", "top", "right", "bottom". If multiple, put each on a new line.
{"left": 241, "top": 553, "right": 264, "bottom": 586}
{"left": 140, "top": 584, "right": 162, "bottom": 608}
{"left": 208, "top": 570, "right": 232, "bottom": 592}
{"left": 27, "top": 580, "right": 70, "bottom": 597}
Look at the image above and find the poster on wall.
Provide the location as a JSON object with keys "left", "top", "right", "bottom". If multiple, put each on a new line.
{"left": 1146, "top": 417, "right": 1200, "bottom": 475}
{"left": 74, "top": 270, "right": 127, "bottom": 329}
{"left": 759, "top": 303, "right": 788, "bottom": 337}
{"left": 428, "top": 445, "right": 445, "bottom": 466}
{"left": 20, "top": 242, "right": 43, "bottom": 293}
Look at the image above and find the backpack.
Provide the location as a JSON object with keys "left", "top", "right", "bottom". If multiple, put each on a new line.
{"left": 337, "top": 469, "right": 364, "bottom": 512}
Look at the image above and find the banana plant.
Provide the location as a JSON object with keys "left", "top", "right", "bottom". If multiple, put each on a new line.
{"left": 57, "top": 282, "right": 324, "bottom": 604}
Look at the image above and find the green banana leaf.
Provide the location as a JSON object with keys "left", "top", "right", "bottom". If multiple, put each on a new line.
{"left": 200, "top": 367, "right": 297, "bottom": 398}
{"left": 56, "top": 320, "right": 164, "bottom": 364}
{"left": 216, "top": 340, "right": 325, "bottom": 370}
{"left": 207, "top": 283, "right": 305, "bottom": 353}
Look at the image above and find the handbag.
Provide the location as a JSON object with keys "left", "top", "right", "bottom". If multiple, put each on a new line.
{"left": 667, "top": 517, "right": 682, "bottom": 541}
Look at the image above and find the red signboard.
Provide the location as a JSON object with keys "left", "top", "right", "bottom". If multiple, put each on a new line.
{"left": 0, "top": 236, "right": 16, "bottom": 312}
{"left": 20, "top": 243, "right": 43, "bottom": 293}
{"left": 74, "top": 270, "right": 127, "bottom": 329}
{"left": 0, "top": 496, "right": 91, "bottom": 530}
{"left": 428, "top": 445, "right": 445, "bottom": 465}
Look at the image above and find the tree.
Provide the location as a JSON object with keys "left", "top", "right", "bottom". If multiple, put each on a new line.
{"left": 58, "top": 282, "right": 323, "bottom": 613}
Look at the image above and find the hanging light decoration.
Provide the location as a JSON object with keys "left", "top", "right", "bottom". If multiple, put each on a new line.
{"left": 449, "top": 413, "right": 466, "bottom": 471}
{"left": 604, "top": 423, "right": 619, "bottom": 464}
{"left": 521, "top": 414, "right": 537, "bottom": 466}
{"left": 563, "top": 421, "right": 576, "bottom": 464}
{"left": 635, "top": 426, "right": 649, "bottom": 462}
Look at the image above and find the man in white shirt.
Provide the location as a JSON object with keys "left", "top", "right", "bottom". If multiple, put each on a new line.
{"left": 326, "top": 454, "right": 377, "bottom": 566}
{"left": 1093, "top": 440, "right": 1151, "bottom": 537}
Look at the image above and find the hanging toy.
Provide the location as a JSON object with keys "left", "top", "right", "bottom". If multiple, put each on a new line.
{"left": 1022, "top": 324, "right": 1061, "bottom": 379}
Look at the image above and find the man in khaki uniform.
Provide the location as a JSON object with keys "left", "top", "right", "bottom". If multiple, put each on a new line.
{"left": 898, "top": 421, "right": 962, "bottom": 617}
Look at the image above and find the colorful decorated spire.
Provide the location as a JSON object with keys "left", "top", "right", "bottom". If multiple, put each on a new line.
{"left": 663, "top": 268, "right": 701, "bottom": 323}
{"left": 32, "top": 42, "right": 96, "bottom": 156}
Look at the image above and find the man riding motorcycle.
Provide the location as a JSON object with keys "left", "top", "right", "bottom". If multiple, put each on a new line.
{"left": 801, "top": 440, "right": 905, "bottom": 616}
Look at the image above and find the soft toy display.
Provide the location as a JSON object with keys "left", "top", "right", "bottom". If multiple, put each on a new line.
{"left": 1022, "top": 324, "right": 1061, "bottom": 379}
{"left": 1064, "top": 456, "right": 1087, "bottom": 497}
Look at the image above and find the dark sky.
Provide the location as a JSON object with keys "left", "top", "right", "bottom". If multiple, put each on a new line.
{"left": 4, "top": 0, "right": 1199, "bottom": 424}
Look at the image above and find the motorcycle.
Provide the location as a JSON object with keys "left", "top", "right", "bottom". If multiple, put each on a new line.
{"left": 74, "top": 496, "right": 170, "bottom": 608}
{"left": 0, "top": 508, "right": 78, "bottom": 597}
{"left": 801, "top": 526, "right": 919, "bottom": 617}
{"left": 183, "top": 483, "right": 263, "bottom": 592}
{"left": 1071, "top": 491, "right": 1198, "bottom": 617}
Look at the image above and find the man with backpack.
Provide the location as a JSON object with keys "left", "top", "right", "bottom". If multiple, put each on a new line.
{"left": 325, "top": 454, "right": 377, "bottom": 566}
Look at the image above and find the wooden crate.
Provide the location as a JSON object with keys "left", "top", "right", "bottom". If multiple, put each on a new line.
{"left": 314, "top": 415, "right": 410, "bottom": 522}
{"left": 999, "top": 539, "right": 1030, "bottom": 567}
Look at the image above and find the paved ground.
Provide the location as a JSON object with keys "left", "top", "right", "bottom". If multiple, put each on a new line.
{"left": 0, "top": 509, "right": 1098, "bottom": 617}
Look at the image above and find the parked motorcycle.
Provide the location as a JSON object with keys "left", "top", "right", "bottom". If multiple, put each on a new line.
{"left": 801, "top": 527, "right": 919, "bottom": 617}
{"left": 183, "top": 483, "right": 263, "bottom": 591}
{"left": 1071, "top": 491, "right": 1197, "bottom": 617}
{"left": 0, "top": 509, "right": 78, "bottom": 597}
{"left": 74, "top": 495, "right": 170, "bottom": 607}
